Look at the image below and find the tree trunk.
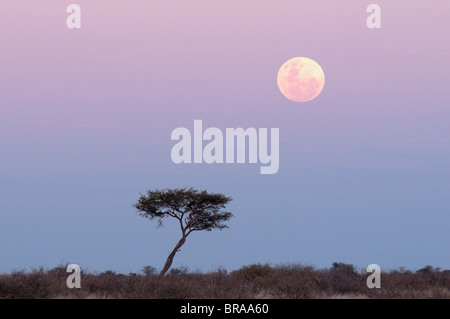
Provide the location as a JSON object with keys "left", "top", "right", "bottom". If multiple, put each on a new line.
{"left": 159, "top": 235, "right": 187, "bottom": 276}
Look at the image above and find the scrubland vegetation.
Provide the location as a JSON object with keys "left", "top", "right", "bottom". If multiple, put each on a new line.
{"left": 1, "top": 263, "right": 449, "bottom": 299}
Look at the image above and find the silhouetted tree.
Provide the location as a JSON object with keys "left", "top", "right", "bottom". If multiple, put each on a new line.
{"left": 141, "top": 265, "right": 157, "bottom": 276}
{"left": 134, "top": 187, "right": 233, "bottom": 276}
{"left": 331, "top": 262, "right": 356, "bottom": 275}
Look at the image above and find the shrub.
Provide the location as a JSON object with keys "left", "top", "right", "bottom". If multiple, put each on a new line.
{"left": 331, "top": 262, "right": 356, "bottom": 275}
{"left": 168, "top": 266, "right": 189, "bottom": 275}
{"left": 142, "top": 266, "right": 157, "bottom": 276}
{"left": 232, "top": 263, "right": 274, "bottom": 281}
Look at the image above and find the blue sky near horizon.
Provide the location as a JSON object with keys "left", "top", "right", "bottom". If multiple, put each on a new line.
{"left": 0, "top": 1, "right": 449, "bottom": 274}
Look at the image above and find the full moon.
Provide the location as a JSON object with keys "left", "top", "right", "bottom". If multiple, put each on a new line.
{"left": 277, "top": 57, "right": 325, "bottom": 102}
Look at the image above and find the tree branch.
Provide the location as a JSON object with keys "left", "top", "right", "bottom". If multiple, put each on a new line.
{"left": 166, "top": 211, "right": 177, "bottom": 218}
{"left": 186, "top": 226, "right": 208, "bottom": 237}
{"left": 178, "top": 215, "right": 186, "bottom": 236}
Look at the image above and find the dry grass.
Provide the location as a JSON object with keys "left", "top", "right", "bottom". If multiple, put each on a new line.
{"left": 0, "top": 263, "right": 449, "bottom": 299}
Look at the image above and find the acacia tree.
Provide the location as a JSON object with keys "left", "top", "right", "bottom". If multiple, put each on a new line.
{"left": 134, "top": 187, "right": 233, "bottom": 276}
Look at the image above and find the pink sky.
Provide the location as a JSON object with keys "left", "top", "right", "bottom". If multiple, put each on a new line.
{"left": 0, "top": 1, "right": 449, "bottom": 272}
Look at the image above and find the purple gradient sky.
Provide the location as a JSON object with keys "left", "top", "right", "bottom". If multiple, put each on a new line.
{"left": 0, "top": 1, "right": 449, "bottom": 273}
